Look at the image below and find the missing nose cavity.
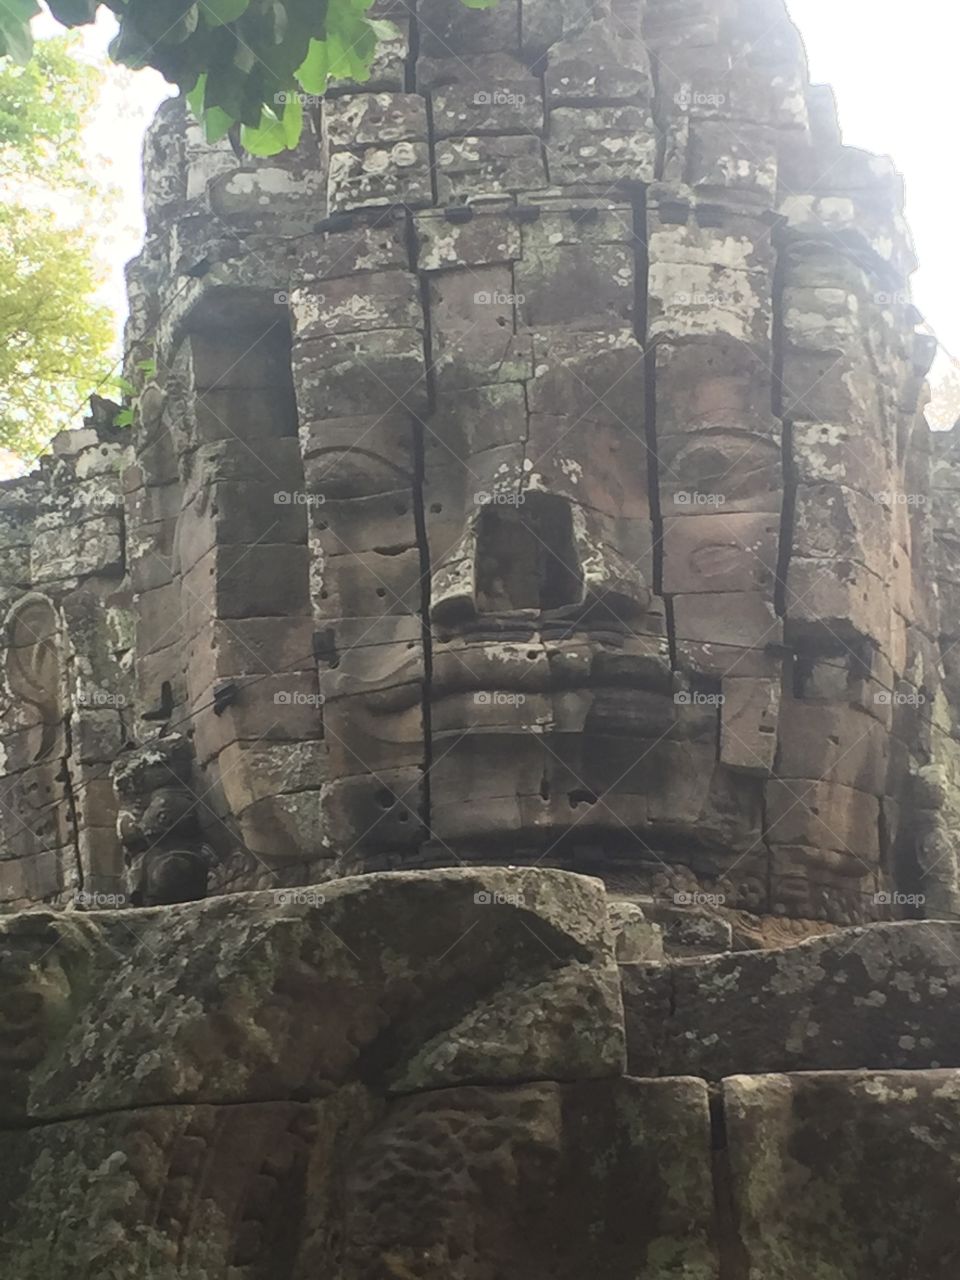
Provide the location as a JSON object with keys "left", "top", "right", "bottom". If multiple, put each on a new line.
{"left": 475, "top": 493, "right": 581, "bottom": 613}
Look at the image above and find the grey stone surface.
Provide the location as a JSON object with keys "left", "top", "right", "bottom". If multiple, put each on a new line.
{"left": 725, "top": 1070, "right": 960, "bottom": 1280}
{"left": 623, "top": 921, "right": 960, "bottom": 1078}
{"left": 0, "top": 868, "right": 624, "bottom": 1122}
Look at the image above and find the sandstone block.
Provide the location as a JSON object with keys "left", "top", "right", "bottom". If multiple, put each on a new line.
{"left": 431, "top": 79, "right": 544, "bottom": 137}
{"left": 725, "top": 1070, "right": 960, "bottom": 1279}
{"left": 673, "top": 590, "right": 782, "bottom": 678}
{"left": 291, "top": 271, "right": 422, "bottom": 341}
{"left": 547, "top": 105, "right": 657, "bottom": 186}
{"left": 415, "top": 207, "right": 522, "bottom": 270}
{"left": 624, "top": 920, "right": 960, "bottom": 1078}
{"left": 327, "top": 142, "right": 432, "bottom": 211}
{"left": 662, "top": 510, "right": 779, "bottom": 595}
{"left": 435, "top": 134, "right": 547, "bottom": 202}
{"left": 0, "top": 870, "right": 627, "bottom": 1123}
{"left": 322, "top": 93, "right": 428, "bottom": 149}
{"left": 720, "top": 675, "right": 780, "bottom": 774}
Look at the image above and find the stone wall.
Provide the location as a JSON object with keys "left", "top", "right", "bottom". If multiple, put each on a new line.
{"left": 0, "top": 0, "right": 953, "bottom": 933}
{"left": 0, "top": 411, "right": 134, "bottom": 909}
{"left": 4, "top": 868, "right": 960, "bottom": 1277}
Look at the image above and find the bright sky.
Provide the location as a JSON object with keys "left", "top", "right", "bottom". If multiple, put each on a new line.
{"left": 34, "top": 1, "right": 960, "bottom": 381}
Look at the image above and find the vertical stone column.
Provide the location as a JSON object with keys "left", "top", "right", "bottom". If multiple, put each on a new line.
{"left": 0, "top": 422, "right": 132, "bottom": 908}
{"left": 772, "top": 95, "right": 935, "bottom": 921}
{"left": 290, "top": 213, "right": 430, "bottom": 867}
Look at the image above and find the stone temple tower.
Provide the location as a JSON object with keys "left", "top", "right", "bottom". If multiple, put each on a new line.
{"left": 1, "top": 0, "right": 955, "bottom": 935}
{"left": 7, "top": 1, "right": 960, "bottom": 1274}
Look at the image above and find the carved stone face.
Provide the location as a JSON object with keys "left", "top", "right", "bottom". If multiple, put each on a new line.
{"left": 108, "top": 0, "right": 941, "bottom": 930}
{"left": 298, "top": 203, "right": 765, "bottom": 886}
{"left": 111, "top": 737, "right": 210, "bottom": 906}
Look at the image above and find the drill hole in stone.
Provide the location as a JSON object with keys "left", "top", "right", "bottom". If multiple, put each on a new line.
{"left": 568, "top": 788, "right": 598, "bottom": 808}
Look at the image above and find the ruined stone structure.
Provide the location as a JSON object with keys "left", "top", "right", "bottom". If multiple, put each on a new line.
{"left": 1, "top": 0, "right": 957, "bottom": 934}
{"left": 3, "top": 0, "right": 960, "bottom": 1271}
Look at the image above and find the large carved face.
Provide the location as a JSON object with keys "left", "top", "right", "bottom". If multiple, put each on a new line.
{"left": 118, "top": 0, "right": 935, "bottom": 929}
{"left": 294, "top": 201, "right": 764, "bottom": 885}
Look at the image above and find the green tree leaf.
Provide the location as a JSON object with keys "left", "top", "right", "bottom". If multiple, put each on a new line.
{"left": 45, "top": 0, "right": 99, "bottom": 26}
{"left": 240, "top": 94, "right": 303, "bottom": 155}
{"left": 10, "top": 0, "right": 501, "bottom": 154}
{"left": 0, "top": 0, "right": 41, "bottom": 64}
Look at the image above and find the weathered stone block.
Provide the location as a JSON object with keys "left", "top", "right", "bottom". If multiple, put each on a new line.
{"left": 293, "top": 329, "right": 429, "bottom": 418}
{"left": 792, "top": 481, "right": 891, "bottom": 577}
{"left": 291, "top": 271, "right": 422, "bottom": 341}
{"left": 547, "top": 105, "right": 657, "bottom": 186}
{"left": 725, "top": 1070, "right": 960, "bottom": 1279}
{"left": 435, "top": 134, "right": 547, "bottom": 202}
{"left": 659, "top": 430, "right": 782, "bottom": 513}
{"left": 688, "top": 120, "right": 778, "bottom": 202}
{"left": 527, "top": 327, "right": 643, "bottom": 427}
{"left": 322, "top": 92, "right": 428, "bottom": 149}
{"left": 720, "top": 675, "right": 780, "bottom": 774}
{"left": 784, "top": 554, "right": 890, "bottom": 648}
{"left": 766, "top": 777, "right": 880, "bottom": 868}
{"left": 654, "top": 337, "right": 777, "bottom": 437}
{"left": 340, "top": 1077, "right": 716, "bottom": 1279}
{"left": 428, "top": 267, "right": 535, "bottom": 388}
{"left": 673, "top": 591, "right": 782, "bottom": 678}
{"left": 180, "top": 543, "right": 311, "bottom": 626}
{"left": 415, "top": 207, "right": 522, "bottom": 270}
{"left": 776, "top": 698, "right": 889, "bottom": 794}
{"left": 516, "top": 204, "right": 635, "bottom": 330}
{"left": 648, "top": 261, "right": 771, "bottom": 345}
{"left": 431, "top": 78, "right": 544, "bottom": 137}
{"left": 662, "top": 510, "right": 779, "bottom": 595}
{"left": 418, "top": 0, "right": 520, "bottom": 57}
{"left": 327, "top": 142, "right": 432, "bottom": 211}
{"left": 626, "top": 919, "right": 960, "bottom": 1077}
{"left": 0, "top": 869, "right": 624, "bottom": 1121}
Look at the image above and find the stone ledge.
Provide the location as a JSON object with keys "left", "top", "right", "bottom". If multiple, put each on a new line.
{"left": 623, "top": 919, "right": 960, "bottom": 1078}
{"left": 0, "top": 867, "right": 624, "bottom": 1123}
